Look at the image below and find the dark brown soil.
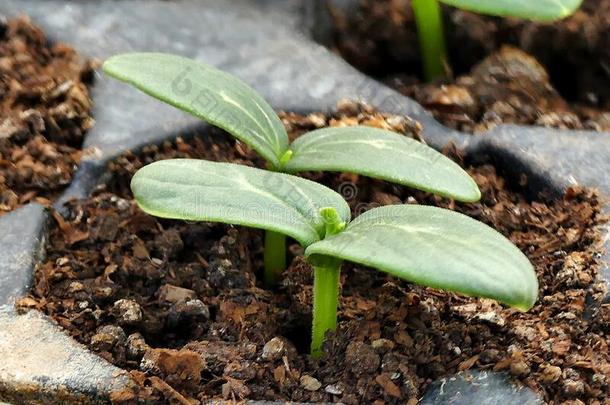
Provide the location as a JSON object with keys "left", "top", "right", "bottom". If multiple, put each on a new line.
{"left": 327, "top": 0, "right": 610, "bottom": 133}
{"left": 18, "top": 104, "right": 609, "bottom": 404}
{"left": 0, "top": 17, "right": 94, "bottom": 214}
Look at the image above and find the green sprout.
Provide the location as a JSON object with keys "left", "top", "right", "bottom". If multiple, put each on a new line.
{"left": 130, "top": 158, "right": 538, "bottom": 358}
{"left": 412, "top": 0, "right": 584, "bottom": 80}
{"left": 103, "top": 54, "right": 537, "bottom": 357}
{"left": 103, "top": 53, "right": 481, "bottom": 286}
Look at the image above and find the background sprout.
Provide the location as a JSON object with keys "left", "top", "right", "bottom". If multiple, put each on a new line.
{"left": 103, "top": 53, "right": 480, "bottom": 286}
{"left": 411, "top": 0, "right": 584, "bottom": 80}
{"left": 131, "top": 159, "right": 538, "bottom": 358}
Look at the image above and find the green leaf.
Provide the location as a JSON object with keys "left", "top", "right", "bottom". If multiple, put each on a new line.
{"left": 305, "top": 205, "right": 538, "bottom": 310}
{"left": 131, "top": 159, "right": 350, "bottom": 246}
{"left": 440, "top": 0, "right": 583, "bottom": 20}
{"left": 284, "top": 126, "right": 481, "bottom": 202}
{"left": 103, "top": 53, "right": 289, "bottom": 168}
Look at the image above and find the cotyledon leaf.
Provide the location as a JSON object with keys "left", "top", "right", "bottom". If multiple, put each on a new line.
{"left": 131, "top": 159, "right": 351, "bottom": 246}
{"left": 103, "top": 53, "right": 289, "bottom": 168}
{"left": 283, "top": 126, "right": 481, "bottom": 202}
{"left": 440, "top": 0, "right": 583, "bottom": 21}
{"left": 305, "top": 205, "right": 538, "bottom": 311}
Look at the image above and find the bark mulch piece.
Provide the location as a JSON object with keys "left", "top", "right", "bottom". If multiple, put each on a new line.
{"left": 0, "top": 16, "right": 94, "bottom": 214}
{"left": 18, "top": 104, "right": 609, "bottom": 403}
{"left": 328, "top": 0, "right": 610, "bottom": 133}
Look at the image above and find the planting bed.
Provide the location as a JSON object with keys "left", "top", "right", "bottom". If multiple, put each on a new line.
{"left": 0, "top": 0, "right": 609, "bottom": 403}
{"left": 17, "top": 104, "right": 609, "bottom": 403}
{"left": 326, "top": 0, "right": 610, "bottom": 133}
{"left": 0, "top": 17, "right": 93, "bottom": 214}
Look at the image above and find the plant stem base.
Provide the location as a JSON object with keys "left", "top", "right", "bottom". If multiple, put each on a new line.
{"left": 412, "top": 0, "right": 448, "bottom": 80}
{"left": 310, "top": 263, "right": 341, "bottom": 358}
{"left": 263, "top": 230, "right": 287, "bottom": 287}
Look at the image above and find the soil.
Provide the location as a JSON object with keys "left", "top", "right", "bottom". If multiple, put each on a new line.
{"left": 0, "top": 16, "right": 94, "bottom": 215}
{"left": 326, "top": 0, "right": 610, "bottom": 133}
{"left": 17, "top": 103, "right": 609, "bottom": 404}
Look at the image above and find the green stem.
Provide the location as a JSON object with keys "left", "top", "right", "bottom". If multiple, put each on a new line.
{"left": 263, "top": 230, "right": 286, "bottom": 287}
{"left": 412, "top": 0, "right": 448, "bottom": 81}
{"left": 310, "top": 261, "right": 341, "bottom": 358}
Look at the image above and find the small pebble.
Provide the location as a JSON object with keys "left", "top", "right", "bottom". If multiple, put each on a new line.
{"left": 126, "top": 333, "right": 148, "bottom": 361}
{"left": 510, "top": 360, "right": 531, "bottom": 377}
{"left": 68, "top": 281, "right": 85, "bottom": 293}
{"left": 300, "top": 375, "right": 321, "bottom": 391}
{"left": 371, "top": 338, "right": 395, "bottom": 353}
{"left": 474, "top": 311, "right": 505, "bottom": 326}
{"left": 93, "top": 286, "right": 114, "bottom": 300}
{"left": 157, "top": 284, "right": 197, "bottom": 304}
{"left": 181, "top": 299, "right": 210, "bottom": 319}
{"left": 90, "top": 325, "right": 126, "bottom": 352}
{"left": 563, "top": 379, "right": 585, "bottom": 396}
{"left": 540, "top": 365, "right": 562, "bottom": 383}
{"left": 324, "top": 384, "right": 343, "bottom": 395}
{"left": 556, "top": 312, "right": 577, "bottom": 320}
{"left": 167, "top": 299, "right": 210, "bottom": 327}
{"left": 261, "top": 337, "right": 287, "bottom": 361}
{"left": 114, "top": 197, "right": 130, "bottom": 211}
{"left": 112, "top": 299, "right": 143, "bottom": 326}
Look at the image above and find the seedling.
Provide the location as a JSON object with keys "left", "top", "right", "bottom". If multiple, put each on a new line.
{"left": 105, "top": 55, "right": 536, "bottom": 356}
{"left": 130, "top": 158, "right": 538, "bottom": 357}
{"left": 103, "top": 53, "right": 481, "bottom": 285}
{"left": 411, "top": 0, "right": 584, "bottom": 80}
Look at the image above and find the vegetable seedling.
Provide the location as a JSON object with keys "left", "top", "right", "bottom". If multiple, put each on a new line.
{"left": 411, "top": 0, "right": 584, "bottom": 80}
{"left": 103, "top": 53, "right": 481, "bottom": 286}
{"left": 130, "top": 158, "right": 538, "bottom": 358}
